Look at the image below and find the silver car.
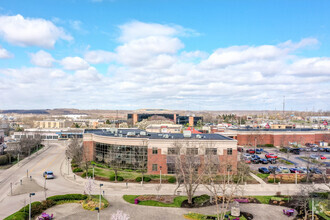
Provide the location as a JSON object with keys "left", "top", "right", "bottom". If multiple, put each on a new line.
{"left": 43, "top": 171, "right": 54, "bottom": 179}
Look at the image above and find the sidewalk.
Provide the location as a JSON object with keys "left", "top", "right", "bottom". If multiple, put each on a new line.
{"left": 60, "top": 159, "right": 329, "bottom": 196}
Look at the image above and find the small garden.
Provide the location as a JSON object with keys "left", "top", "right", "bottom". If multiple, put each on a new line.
{"left": 184, "top": 212, "right": 250, "bottom": 220}
{"left": 4, "top": 194, "right": 109, "bottom": 220}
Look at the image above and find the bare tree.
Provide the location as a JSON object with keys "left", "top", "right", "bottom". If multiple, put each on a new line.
{"left": 172, "top": 141, "right": 207, "bottom": 205}
{"left": 19, "top": 134, "right": 42, "bottom": 156}
{"left": 204, "top": 160, "right": 249, "bottom": 220}
{"left": 66, "top": 137, "right": 83, "bottom": 166}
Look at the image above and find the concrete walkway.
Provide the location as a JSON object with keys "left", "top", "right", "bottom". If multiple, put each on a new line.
{"left": 249, "top": 172, "right": 266, "bottom": 184}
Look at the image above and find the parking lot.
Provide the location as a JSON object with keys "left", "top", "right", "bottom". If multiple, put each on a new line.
{"left": 239, "top": 147, "right": 330, "bottom": 174}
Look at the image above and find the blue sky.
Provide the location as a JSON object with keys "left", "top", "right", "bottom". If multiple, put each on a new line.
{"left": 0, "top": 0, "right": 329, "bottom": 111}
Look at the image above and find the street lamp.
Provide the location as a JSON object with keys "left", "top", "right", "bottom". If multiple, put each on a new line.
{"left": 159, "top": 166, "right": 162, "bottom": 186}
{"left": 93, "top": 164, "right": 95, "bottom": 179}
{"left": 29, "top": 193, "right": 35, "bottom": 220}
{"left": 95, "top": 207, "right": 100, "bottom": 220}
{"left": 99, "top": 184, "right": 103, "bottom": 210}
{"left": 67, "top": 156, "right": 70, "bottom": 175}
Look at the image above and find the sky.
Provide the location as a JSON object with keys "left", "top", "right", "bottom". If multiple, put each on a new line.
{"left": 0, "top": 0, "right": 329, "bottom": 111}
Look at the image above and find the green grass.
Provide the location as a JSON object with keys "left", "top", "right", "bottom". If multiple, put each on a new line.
{"left": 278, "top": 159, "right": 294, "bottom": 165}
{"left": 256, "top": 173, "right": 270, "bottom": 179}
{"left": 184, "top": 212, "right": 247, "bottom": 220}
{"left": 123, "top": 195, "right": 187, "bottom": 207}
{"left": 252, "top": 196, "right": 274, "bottom": 204}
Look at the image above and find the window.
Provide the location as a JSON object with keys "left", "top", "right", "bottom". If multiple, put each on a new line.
{"left": 152, "top": 164, "right": 158, "bottom": 171}
{"left": 152, "top": 147, "right": 158, "bottom": 154}
{"left": 227, "top": 148, "right": 233, "bottom": 155}
{"left": 186, "top": 148, "right": 198, "bottom": 155}
{"left": 205, "top": 148, "right": 217, "bottom": 155}
{"left": 168, "top": 147, "right": 179, "bottom": 155}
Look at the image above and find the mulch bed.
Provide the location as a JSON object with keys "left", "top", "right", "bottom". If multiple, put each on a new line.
{"left": 136, "top": 195, "right": 176, "bottom": 204}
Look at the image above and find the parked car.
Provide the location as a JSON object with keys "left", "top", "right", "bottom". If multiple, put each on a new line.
{"left": 319, "top": 155, "right": 327, "bottom": 160}
{"left": 312, "top": 147, "right": 319, "bottom": 152}
{"left": 265, "top": 153, "right": 278, "bottom": 159}
{"left": 279, "top": 167, "right": 290, "bottom": 173}
{"left": 291, "top": 148, "right": 300, "bottom": 155}
{"left": 259, "top": 159, "right": 269, "bottom": 164}
{"left": 43, "top": 171, "right": 54, "bottom": 179}
{"left": 297, "top": 167, "right": 308, "bottom": 173}
{"left": 247, "top": 149, "right": 255, "bottom": 154}
{"left": 309, "top": 168, "right": 322, "bottom": 174}
{"left": 289, "top": 168, "right": 300, "bottom": 173}
{"left": 256, "top": 149, "right": 262, "bottom": 154}
{"left": 258, "top": 167, "right": 270, "bottom": 174}
{"left": 310, "top": 155, "right": 319, "bottom": 160}
{"left": 268, "top": 166, "right": 281, "bottom": 174}
{"left": 243, "top": 153, "right": 252, "bottom": 159}
{"left": 251, "top": 155, "right": 260, "bottom": 159}
{"left": 305, "top": 147, "right": 311, "bottom": 152}
{"left": 325, "top": 148, "right": 330, "bottom": 152}
{"left": 251, "top": 158, "right": 260, "bottom": 164}
{"left": 244, "top": 159, "right": 251, "bottom": 164}
{"left": 319, "top": 148, "right": 326, "bottom": 152}
{"left": 237, "top": 147, "right": 244, "bottom": 152}
{"left": 267, "top": 158, "right": 277, "bottom": 164}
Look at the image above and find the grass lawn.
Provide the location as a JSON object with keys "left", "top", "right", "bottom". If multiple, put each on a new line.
{"left": 278, "top": 159, "right": 294, "bottom": 165}
{"left": 251, "top": 196, "right": 273, "bottom": 204}
{"left": 184, "top": 212, "right": 247, "bottom": 220}
{"left": 256, "top": 173, "right": 269, "bottom": 179}
{"left": 123, "top": 195, "right": 187, "bottom": 207}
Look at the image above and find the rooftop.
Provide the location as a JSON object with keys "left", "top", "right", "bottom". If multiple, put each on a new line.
{"left": 84, "top": 129, "right": 233, "bottom": 140}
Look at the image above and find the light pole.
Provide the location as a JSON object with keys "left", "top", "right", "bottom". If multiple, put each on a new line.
{"left": 29, "top": 192, "right": 35, "bottom": 220}
{"left": 95, "top": 207, "right": 100, "bottom": 220}
{"left": 99, "top": 184, "right": 103, "bottom": 210}
{"left": 93, "top": 164, "right": 95, "bottom": 179}
{"left": 67, "top": 156, "right": 70, "bottom": 175}
{"left": 159, "top": 166, "right": 162, "bottom": 186}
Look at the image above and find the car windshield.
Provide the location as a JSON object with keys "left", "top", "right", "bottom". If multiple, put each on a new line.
{"left": 47, "top": 172, "right": 53, "bottom": 175}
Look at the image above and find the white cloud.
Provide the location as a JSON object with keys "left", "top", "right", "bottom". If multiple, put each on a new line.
{"left": 84, "top": 50, "right": 116, "bottom": 64}
{"left": 0, "top": 14, "right": 72, "bottom": 48}
{"left": 30, "top": 50, "right": 55, "bottom": 67}
{"left": 75, "top": 67, "right": 101, "bottom": 81}
{"left": 0, "top": 45, "right": 13, "bottom": 59}
{"left": 60, "top": 56, "right": 90, "bottom": 70}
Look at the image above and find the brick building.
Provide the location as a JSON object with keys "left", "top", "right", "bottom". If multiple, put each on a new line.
{"left": 83, "top": 128, "right": 237, "bottom": 175}
{"left": 234, "top": 129, "right": 330, "bottom": 147}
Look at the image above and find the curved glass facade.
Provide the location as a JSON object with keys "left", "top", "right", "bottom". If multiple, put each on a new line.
{"left": 95, "top": 142, "right": 148, "bottom": 170}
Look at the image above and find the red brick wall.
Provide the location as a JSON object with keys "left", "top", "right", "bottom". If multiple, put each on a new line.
{"left": 147, "top": 148, "right": 167, "bottom": 174}
{"left": 237, "top": 133, "right": 329, "bottom": 146}
{"left": 219, "top": 149, "right": 238, "bottom": 174}
{"left": 83, "top": 141, "right": 95, "bottom": 161}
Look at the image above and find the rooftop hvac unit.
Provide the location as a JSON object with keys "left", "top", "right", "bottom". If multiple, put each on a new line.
{"left": 127, "top": 132, "right": 136, "bottom": 136}
{"left": 140, "top": 131, "right": 147, "bottom": 136}
{"left": 196, "top": 134, "right": 202, "bottom": 139}
{"left": 183, "top": 130, "right": 192, "bottom": 138}
{"left": 163, "top": 134, "right": 169, "bottom": 139}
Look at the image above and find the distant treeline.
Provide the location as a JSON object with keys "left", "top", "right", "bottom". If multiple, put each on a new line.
{"left": 0, "top": 110, "right": 49, "bottom": 114}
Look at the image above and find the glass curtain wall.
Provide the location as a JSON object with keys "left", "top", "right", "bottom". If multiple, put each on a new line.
{"left": 95, "top": 142, "right": 148, "bottom": 170}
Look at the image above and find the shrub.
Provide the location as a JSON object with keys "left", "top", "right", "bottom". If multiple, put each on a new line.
{"left": 47, "top": 194, "right": 87, "bottom": 202}
{"left": 168, "top": 176, "right": 176, "bottom": 183}
{"left": 0, "top": 155, "right": 8, "bottom": 165}
{"left": 194, "top": 194, "right": 210, "bottom": 205}
{"left": 4, "top": 211, "right": 28, "bottom": 220}
{"left": 268, "top": 178, "right": 280, "bottom": 183}
{"left": 71, "top": 163, "right": 79, "bottom": 168}
{"left": 19, "top": 201, "right": 42, "bottom": 216}
{"left": 73, "top": 168, "right": 83, "bottom": 173}
{"left": 279, "top": 148, "right": 288, "bottom": 153}
{"left": 81, "top": 171, "right": 93, "bottom": 178}
{"left": 264, "top": 144, "right": 274, "bottom": 147}
{"left": 135, "top": 176, "right": 151, "bottom": 182}
{"left": 110, "top": 175, "right": 124, "bottom": 181}
{"left": 41, "top": 199, "right": 55, "bottom": 209}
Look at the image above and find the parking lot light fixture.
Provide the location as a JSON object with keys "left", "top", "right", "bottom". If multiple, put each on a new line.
{"left": 29, "top": 193, "right": 35, "bottom": 220}
{"left": 99, "top": 184, "right": 103, "bottom": 210}
{"left": 95, "top": 207, "right": 100, "bottom": 220}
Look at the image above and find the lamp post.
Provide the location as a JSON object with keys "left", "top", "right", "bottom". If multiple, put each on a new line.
{"left": 93, "top": 164, "right": 95, "bottom": 179}
{"left": 159, "top": 166, "right": 162, "bottom": 186}
{"left": 29, "top": 193, "right": 35, "bottom": 220}
{"left": 99, "top": 184, "right": 103, "bottom": 210}
{"left": 95, "top": 207, "right": 100, "bottom": 220}
{"left": 67, "top": 156, "right": 70, "bottom": 175}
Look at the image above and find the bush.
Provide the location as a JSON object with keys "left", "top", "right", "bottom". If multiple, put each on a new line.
{"left": 47, "top": 194, "right": 87, "bottom": 202}
{"left": 71, "top": 163, "right": 78, "bottom": 168}
{"left": 194, "top": 194, "right": 210, "bottom": 205}
{"left": 168, "top": 176, "right": 176, "bottom": 183}
{"left": 110, "top": 175, "right": 124, "bottom": 181}
{"left": 72, "top": 167, "right": 83, "bottom": 173}
{"left": 4, "top": 211, "right": 28, "bottom": 220}
{"left": 19, "top": 201, "right": 42, "bottom": 216}
{"left": 279, "top": 148, "right": 288, "bottom": 153}
{"left": 81, "top": 171, "right": 93, "bottom": 178}
{"left": 264, "top": 144, "right": 274, "bottom": 147}
{"left": 135, "top": 176, "right": 151, "bottom": 182}
{"left": 268, "top": 178, "right": 280, "bottom": 183}
{"left": 0, "top": 155, "right": 8, "bottom": 165}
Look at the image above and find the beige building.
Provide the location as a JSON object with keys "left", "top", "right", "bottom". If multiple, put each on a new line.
{"left": 34, "top": 120, "right": 73, "bottom": 129}
{"left": 146, "top": 124, "right": 182, "bottom": 133}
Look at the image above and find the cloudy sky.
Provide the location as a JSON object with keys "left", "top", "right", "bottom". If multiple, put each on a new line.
{"left": 0, "top": 0, "right": 329, "bottom": 111}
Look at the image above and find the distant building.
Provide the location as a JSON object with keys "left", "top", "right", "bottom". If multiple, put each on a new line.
{"left": 146, "top": 124, "right": 182, "bottom": 133}
{"left": 34, "top": 120, "right": 73, "bottom": 129}
{"left": 0, "top": 129, "right": 4, "bottom": 144}
{"left": 13, "top": 128, "right": 83, "bottom": 140}
{"left": 270, "top": 124, "right": 295, "bottom": 129}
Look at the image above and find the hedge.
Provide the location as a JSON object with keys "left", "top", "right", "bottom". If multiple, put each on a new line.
{"left": 110, "top": 175, "right": 124, "bottom": 181}
{"left": 168, "top": 176, "right": 176, "bottom": 183}
{"left": 0, "top": 155, "right": 8, "bottom": 165}
{"left": 81, "top": 171, "right": 93, "bottom": 178}
{"left": 46, "top": 194, "right": 87, "bottom": 202}
{"left": 73, "top": 167, "right": 83, "bottom": 172}
{"left": 135, "top": 176, "right": 151, "bottom": 182}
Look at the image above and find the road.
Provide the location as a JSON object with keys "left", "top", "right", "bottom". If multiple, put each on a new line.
{"left": 0, "top": 141, "right": 82, "bottom": 219}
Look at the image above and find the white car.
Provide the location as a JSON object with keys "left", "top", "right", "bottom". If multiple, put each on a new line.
{"left": 279, "top": 167, "right": 290, "bottom": 173}
{"left": 43, "top": 171, "right": 54, "bottom": 179}
{"left": 310, "top": 155, "right": 319, "bottom": 160}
